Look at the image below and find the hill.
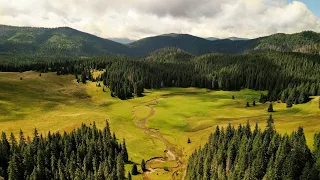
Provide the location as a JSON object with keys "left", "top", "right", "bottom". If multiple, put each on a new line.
{"left": 0, "top": 25, "right": 131, "bottom": 57}
{"left": 0, "top": 25, "right": 320, "bottom": 57}
{"left": 253, "top": 31, "right": 320, "bottom": 54}
{"left": 145, "top": 47, "right": 193, "bottom": 62}
{"left": 128, "top": 33, "right": 214, "bottom": 56}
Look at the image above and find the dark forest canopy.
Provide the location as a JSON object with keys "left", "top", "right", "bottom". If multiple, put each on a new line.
{"left": 1, "top": 51, "right": 319, "bottom": 104}
{"left": 0, "top": 121, "right": 130, "bottom": 180}
{"left": 0, "top": 25, "right": 320, "bottom": 57}
{"left": 186, "top": 116, "right": 320, "bottom": 180}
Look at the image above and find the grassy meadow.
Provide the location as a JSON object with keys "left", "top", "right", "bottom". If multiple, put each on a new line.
{"left": 0, "top": 71, "right": 319, "bottom": 179}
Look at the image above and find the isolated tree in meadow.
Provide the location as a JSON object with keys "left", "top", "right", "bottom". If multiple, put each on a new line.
{"left": 267, "top": 103, "right": 274, "bottom": 112}
{"left": 141, "top": 159, "right": 146, "bottom": 172}
{"left": 131, "top": 164, "right": 138, "bottom": 175}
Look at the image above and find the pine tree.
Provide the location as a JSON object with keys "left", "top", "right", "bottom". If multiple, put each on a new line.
{"left": 141, "top": 159, "right": 146, "bottom": 172}
{"left": 131, "top": 164, "right": 138, "bottom": 175}
{"left": 266, "top": 115, "right": 275, "bottom": 133}
{"left": 267, "top": 103, "right": 274, "bottom": 112}
{"left": 116, "top": 154, "right": 125, "bottom": 180}
{"left": 8, "top": 155, "right": 20, "bottom": 180}
{"left": 121, "top": 139, "right": 129, "bottom": 163}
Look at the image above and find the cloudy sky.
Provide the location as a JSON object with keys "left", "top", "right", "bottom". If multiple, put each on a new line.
{"left": 0, "top": 0, "right": 319, "bottom": 39}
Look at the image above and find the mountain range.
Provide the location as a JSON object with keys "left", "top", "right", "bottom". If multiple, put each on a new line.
{"left": 0, "top": 24, "right": 319, "bottom": 57}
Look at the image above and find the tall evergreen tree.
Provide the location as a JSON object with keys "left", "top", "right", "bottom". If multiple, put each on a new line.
{"left": 141, "top": 159, "right": 146, "bottom": 172}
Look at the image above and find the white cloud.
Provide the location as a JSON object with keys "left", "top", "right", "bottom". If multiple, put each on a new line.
{"left": 0, "top": 0, "right": 319, "bottom": 39}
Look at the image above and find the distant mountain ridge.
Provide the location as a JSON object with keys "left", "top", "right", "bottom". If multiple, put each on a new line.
{"left": 108, "top": 38, "right": 135, "bottom": 44}
{"left": 0, "top": 24, "right": 319, "bottom": 57}
{"left": 0, "top": 24, "right": 131, "bottom": 57}
{"left": 206, "top": 37, "right": 249, "bottom": 41}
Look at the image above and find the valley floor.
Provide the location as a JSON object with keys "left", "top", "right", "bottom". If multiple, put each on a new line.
{"left": 0, "top": 72, "right": 319, "bottom": 180}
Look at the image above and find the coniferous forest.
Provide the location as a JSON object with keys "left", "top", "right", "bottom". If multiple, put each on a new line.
{"left": 1, "top": 50, "right": 319, "bottom": 104}
{"left": 0, "top": 121, "right": 129, "bottom": 180}
{"left": 186, "top": 116, "right": 320, "bottom": 180}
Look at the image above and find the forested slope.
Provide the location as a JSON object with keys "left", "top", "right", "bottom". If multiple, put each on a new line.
{"left": 0, "top": 25, "right": 131, "bottom": 57}
{"left": 1, "top": 51, "right": 319, "bottom": 105}
{"left": 186, "top": 116, "right": 320, "bottom": 180}
{"left": 0, "top": 121, "right": 130, "bottom": 180}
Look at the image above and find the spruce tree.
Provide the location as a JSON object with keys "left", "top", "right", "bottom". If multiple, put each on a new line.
{"left": 267, "top": 103, "right": 274, "bottom": 112}
{"left": 121, "top": 139, "right": 129, "bottom": 163}
{"left": 141, "top": 159, "right": 146, "bottom": 172}
{"left": 8, "top": 155, "right": 20, "bottom": 180}
{"left": 116, "top": 154, "right": 125, "bottom": 180}
{"left": 131, "top": 164, "right": 138, "bottom": 175}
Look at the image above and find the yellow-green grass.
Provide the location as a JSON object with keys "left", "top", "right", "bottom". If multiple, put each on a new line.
{"left": 147, "top": 88, "right": 320, "bottom": 157}
{"left": 0, "top": 72, "right": 165, "bottom": 164}
{"left": 1, "top": 72, "right": 320, "bottom": 179}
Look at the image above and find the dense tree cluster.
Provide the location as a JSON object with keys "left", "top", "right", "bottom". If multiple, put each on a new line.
{"left": 186, "top": 116, "right": 320, "bottom": 180}
{"left": 0, "top": 121, "right": 129, "bottom": 180}
{"left": 1, "top": 51, "right": 319, "bottom": 102}
{"left": 255, "top": 31, "right": 320, "bottom": 54}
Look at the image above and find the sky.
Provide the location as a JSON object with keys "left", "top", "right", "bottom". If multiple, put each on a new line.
{"left": 0, "top": 0, "right": 319, "bottom": 39}
{"left": 288, "top": 0, "right": 320, "bottom": 16}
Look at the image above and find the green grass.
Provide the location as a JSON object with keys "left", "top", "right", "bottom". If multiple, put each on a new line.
{"left": 0, "top": 72, "right": 319, "bottom": 179}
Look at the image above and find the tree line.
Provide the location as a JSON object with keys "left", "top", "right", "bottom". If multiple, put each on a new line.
{"left": 0, "top": 121, "right": 130, "bottom": 180}
{"left": 0, "top": 51, "right": 319, "bottom": 102}
{"left": 186, "top": 116, "right": 320, "bottom": 180}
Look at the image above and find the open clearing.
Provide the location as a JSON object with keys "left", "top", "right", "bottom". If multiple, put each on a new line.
{"left": 0, "top": 72, "right": 319, "bottom": 179}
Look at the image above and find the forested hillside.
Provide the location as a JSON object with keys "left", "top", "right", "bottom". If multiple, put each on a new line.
{"left": 0, "top": 25, "right": 131, "bottom": 57}
{"left": 186, "top": 116, "right": 320, "bottom": 180}
{"left": 1, "top": 51, "right": 319, "bottom": 105}
{"left": 0, "top": 25, "right": 319, "bottom": 57}
{"left": 128, "top": 33, "right": 214, "bottom": 56}
{"left": 0, "top": 121, "right": 130, "bottom": 180}
{"left": 254, "top": 31, "right": 320, "bottom": 54}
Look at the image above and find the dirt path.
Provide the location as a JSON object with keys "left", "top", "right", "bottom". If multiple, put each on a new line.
{"left": 132, "top": 98, "right": 186, "bottom": 180}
